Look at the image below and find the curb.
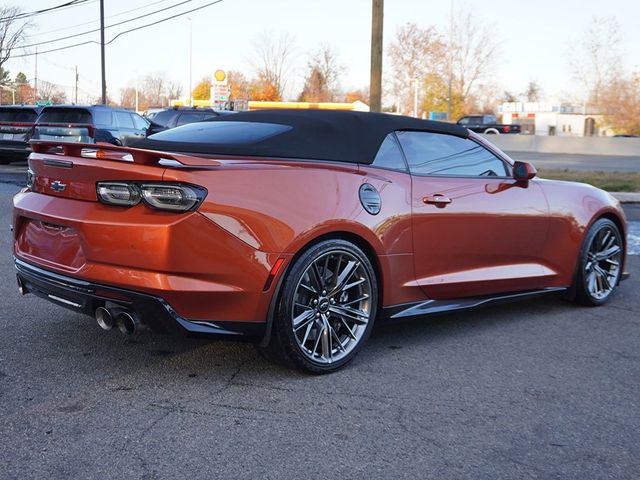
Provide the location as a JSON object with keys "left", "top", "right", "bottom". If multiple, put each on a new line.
{"left": 610, "top": 192, "right": 640, "bottom": 204}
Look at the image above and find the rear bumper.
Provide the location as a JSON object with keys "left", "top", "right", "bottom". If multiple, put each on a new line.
{"left": 15, "top": 258, "right": 265, "bottom": 339}
{"left": 13, "top": 190, "right": 282, "bottom": 322}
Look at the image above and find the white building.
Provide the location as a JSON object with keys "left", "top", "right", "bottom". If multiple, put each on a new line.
{"left": 499, "top": 102, "right": 611, "bottom": 137}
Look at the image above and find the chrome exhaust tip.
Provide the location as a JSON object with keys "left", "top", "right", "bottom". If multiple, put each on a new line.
{"left": 115, "top": 310, "right": 137, "bottom": 335}
{"left": 95, "top": 306, "right": 114, "bottom": 331}
{"left": 16, "top": 275, "right": 25, "bottom": 295}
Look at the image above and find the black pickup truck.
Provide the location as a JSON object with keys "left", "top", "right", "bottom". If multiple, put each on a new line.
{"left": 457, "top": 115, "right": 520, "bottom": 134}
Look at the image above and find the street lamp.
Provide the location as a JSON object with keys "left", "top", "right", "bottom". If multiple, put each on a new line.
{"left": 187, "top": 17, "right": 192, "bottom": 107}
{"left": 413, "top": 78, "right": 419, "bottom": 117}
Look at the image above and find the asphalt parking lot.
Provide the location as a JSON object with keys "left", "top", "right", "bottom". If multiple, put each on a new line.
{"left": 1, "top": 182, "right": 639, "bottom": 479}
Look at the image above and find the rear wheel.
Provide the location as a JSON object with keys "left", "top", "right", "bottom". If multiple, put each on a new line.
{"left": 575, "top": 218, "right": 624, "bottom": 306}
{"left": 266, "top": 239, "right": 378, "bottom": 374}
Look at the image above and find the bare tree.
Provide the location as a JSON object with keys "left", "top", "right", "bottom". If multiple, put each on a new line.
{"left": 0, "top": 6, "right": 30, "bottom": 73}
{"left": 119, "top": 86, "right": 138, "bottom": 109}
{"left": 569, "top": 16, "right": 623, "bottom": 104}
{"left": 523, "top": 80, "right": 542, "bottom": 102}
{"left": 37, "top": 80, "right": 67, "bottom": 104}
{"left": 446, "top": 9, "right": 500, "bottom": 111}
{"left": 311, "top": 44, "right": 344, "bottom": 98}
{"left": 299, "top": 44, "right": 345, "bottom": 102}
{"left": 251, "top": 31, "right": 297, "bottom": 100}
{"left": 503, "top": 90, "right": 518, "bottom": 103}
{"left": 166, "top": 80, "right": 183, "bottom": 101}
{"left": 299, "top": 67, "right": 328, "bottom": 102}
{"left": 142, "top": 73, "right": 167, "bottom": 107}
{"left": 387, "top": 23, "right": 445, "bottom": 115}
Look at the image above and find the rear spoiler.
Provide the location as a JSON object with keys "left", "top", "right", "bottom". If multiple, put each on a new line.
{"left": 30, "top": 140, "right": 220, "bottom": 167}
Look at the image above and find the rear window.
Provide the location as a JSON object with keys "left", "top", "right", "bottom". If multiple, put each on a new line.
{"left": 148, "top": 121, "right": 292, "bottom": 144}
{"left": 38, "top": 108, "right": 92, "bottom": 124}
{"left": 176, "top": 112, "right": 205, "bottom": 127}
{"left": 150, "top": 110, "right": 175, "bottom": 127}
{"left": 0, "top": 109, "right": 38, "bottom": 123}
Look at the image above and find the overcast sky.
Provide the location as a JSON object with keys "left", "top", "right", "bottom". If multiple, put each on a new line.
{"left": 6, "top": 0, "right": 640, "bottom": 104}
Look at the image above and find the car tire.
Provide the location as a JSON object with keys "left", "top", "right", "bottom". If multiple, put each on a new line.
{"left": 574, "top": 218, "right": 624, "bottom": 306}
{"left": 266, "top": 239, "right": 378, "bottom": 374}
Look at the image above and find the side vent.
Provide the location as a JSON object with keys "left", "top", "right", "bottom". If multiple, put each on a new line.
{"left": 359, "top": 183, "right": 381, "bottom": 215}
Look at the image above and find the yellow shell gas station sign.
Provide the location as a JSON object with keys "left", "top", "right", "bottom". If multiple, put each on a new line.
{"left": 213, "top": 70, "right": 227, "bottom": 84}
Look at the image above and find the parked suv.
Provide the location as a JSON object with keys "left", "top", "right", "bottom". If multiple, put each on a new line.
{"left": 146, "top": 106, "right": 235, "bottom": 134}
{"left": 31, "top": 105, "right": 150, "bottom": 146}
{"left": 0, "top": 105, "right": 43, "bottom": 163}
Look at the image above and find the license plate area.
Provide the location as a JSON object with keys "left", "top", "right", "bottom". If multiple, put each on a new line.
{"left": 15, "top": 219, "right": 86, "bottom": 271}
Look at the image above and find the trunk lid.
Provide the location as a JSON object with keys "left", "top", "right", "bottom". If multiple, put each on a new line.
{"left": 28, "top": 141, "right": 218, "bottom": 202}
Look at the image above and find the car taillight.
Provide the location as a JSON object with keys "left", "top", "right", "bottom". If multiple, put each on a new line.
{"left": 140, "top": 184, "right": 201, "bottom": 211}
{"left": 503, "top": 126, "right": 510, "bottom": 133}
{"left": 96, "top": 182, "right": 206, "bottom": 212}
{"left": 97, "top": 182, "right": 141, "bottom": 206}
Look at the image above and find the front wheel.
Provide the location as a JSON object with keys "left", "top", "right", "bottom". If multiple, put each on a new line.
{"left": 267, "top": 239, "right": 378, "bottom": 374}
{"left": 575, "top": 218, "right": 624, "bottom": 306}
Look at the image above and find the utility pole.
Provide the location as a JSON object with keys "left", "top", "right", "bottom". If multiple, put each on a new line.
{"left": 369, "top": 0, "right": 383, "bottom": 112}
{"left": 74, "top": 65, "right": 78, "bottom": 104}
{"left": 100, "top": 0, "right": 107, "bottom": 104}
{"left": 135, "top": 76, "right": 139, "bottom": 112}
{"left": 446, "top": 0, "right": 453, "bottom": 121}
{"left": 34, "top": 48, "right": 38, "bottom": 103}
{"left": 188, "top": 17, "right": 193, "bottom": 107}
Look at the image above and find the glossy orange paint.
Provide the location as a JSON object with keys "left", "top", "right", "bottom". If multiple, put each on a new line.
{"left": 13, "top": 138, "right": 627, "bottom": 329}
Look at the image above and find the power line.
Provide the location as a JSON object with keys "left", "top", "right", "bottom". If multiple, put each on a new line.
{"left": 21, "top": 0, "right": 192, "bottom": 49}
{"left": 28, "top": 0, "right": 173, "bottom": 38}
{"left": 0, "top": 0, "right": 93, "bottom": 23}
{"left": 11, "top": 0, "right": 225, "bottom": 58}
{"left": 105, "top": 0, "right": 223, "bottom": 45}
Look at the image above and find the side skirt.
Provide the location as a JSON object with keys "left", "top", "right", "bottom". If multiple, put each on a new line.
{"left": 381, "top": 287, "right": 568, "bottom": 320}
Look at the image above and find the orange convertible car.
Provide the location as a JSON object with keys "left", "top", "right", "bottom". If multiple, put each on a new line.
{"left": 13, "top": 110, "right": 628, "bottom": 372}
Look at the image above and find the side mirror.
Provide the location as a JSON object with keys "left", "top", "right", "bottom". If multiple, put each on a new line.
{"left": 513, "top": 161, "right": 537, "bottom": 181}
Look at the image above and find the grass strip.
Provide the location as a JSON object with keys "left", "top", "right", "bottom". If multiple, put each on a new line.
{"left": 537, "top": 169, "right": 640, "bottom": 192}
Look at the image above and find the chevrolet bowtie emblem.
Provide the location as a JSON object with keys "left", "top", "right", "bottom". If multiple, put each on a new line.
{"left": 51, "top": 180, "right": 66, "bottom": 192}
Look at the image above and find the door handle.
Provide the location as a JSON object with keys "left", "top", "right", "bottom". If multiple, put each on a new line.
{"left": 423, "top": 194, "right": 452, "bottom": 207}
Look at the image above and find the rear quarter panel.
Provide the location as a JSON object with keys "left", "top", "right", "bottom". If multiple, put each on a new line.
{"left": 163, "top": 159, "right": 425, "bottom": 306}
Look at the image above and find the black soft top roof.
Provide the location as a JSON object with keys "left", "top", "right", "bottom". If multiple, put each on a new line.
{"left": 134, "top": 109, "right": 469, "bottom": 164}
